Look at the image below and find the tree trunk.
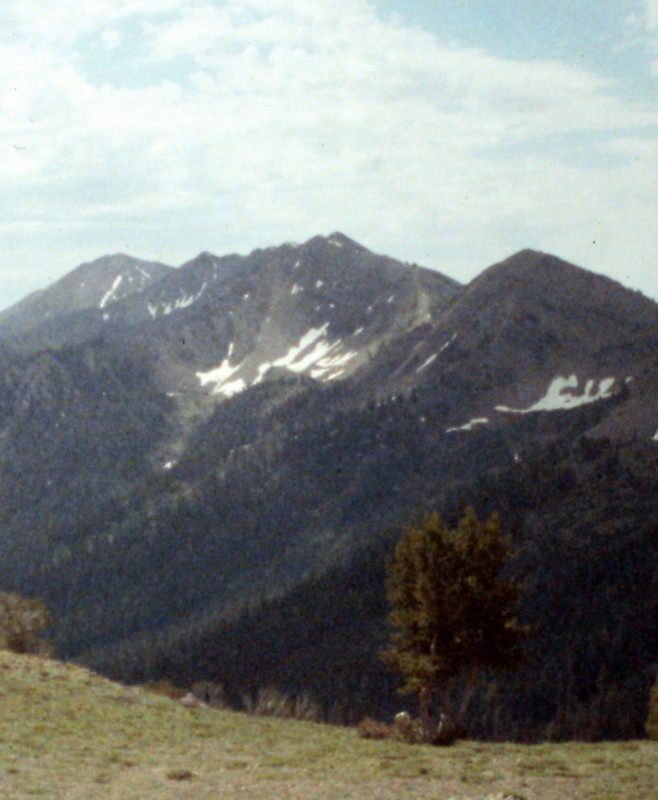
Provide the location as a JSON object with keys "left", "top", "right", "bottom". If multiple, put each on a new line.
{"left": 455, "top": 666, "right": 480, "bottom": 730}
{"left": 419, "top": 681, "right": 437, "bottom": 742}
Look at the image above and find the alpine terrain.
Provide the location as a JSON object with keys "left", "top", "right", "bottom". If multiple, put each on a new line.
{"left": 0, "top": 233, "right": 656, "bottom": 741}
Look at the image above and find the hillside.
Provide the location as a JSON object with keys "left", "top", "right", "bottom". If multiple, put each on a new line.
{"left": 0, "top": 235, "right": 656, "bottom": 740}
{"left": 1, "top": 650, "right": 657, "bottom": 800}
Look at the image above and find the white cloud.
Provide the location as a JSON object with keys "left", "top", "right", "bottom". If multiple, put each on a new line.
{"left": 646, "top": 0, "right": 658, "bottom": 28}
{"left": 0, "top": 0, "right": 657, "bottom": 306}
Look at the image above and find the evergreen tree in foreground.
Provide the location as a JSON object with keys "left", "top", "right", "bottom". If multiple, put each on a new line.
{"left": 381, "top": 508, "right": 529, "bottom": 743}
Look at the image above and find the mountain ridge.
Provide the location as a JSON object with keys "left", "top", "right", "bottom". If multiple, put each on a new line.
{"left": 0, "top": 234, "right": 656, "bottom": 740}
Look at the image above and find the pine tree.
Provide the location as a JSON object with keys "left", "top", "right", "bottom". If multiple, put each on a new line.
{"left": 381, "top": 508, "right": 529, "bottom": 742}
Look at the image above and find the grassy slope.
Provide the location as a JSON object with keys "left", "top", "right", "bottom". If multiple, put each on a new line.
{"left": 0, "top": 651, "right": 656, "bottom": 800}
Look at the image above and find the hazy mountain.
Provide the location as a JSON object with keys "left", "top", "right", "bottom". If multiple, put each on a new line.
{"left": 0, "top": 254, "right": 173, "bottom": 338}
{"left": 0, "top": 235, "right": 656, "bottom": 740}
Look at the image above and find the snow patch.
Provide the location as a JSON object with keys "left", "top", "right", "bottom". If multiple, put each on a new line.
{"left": 440, "top": 333, "right": 457, "bottom": 352}
{"left": 197, "top": 357, "right": 242, "bottom": 388}
{"left": 496, "top": 375, "right": 616, "bottom": 414}
{"left": 134, "top": 265, "right": 151, "bottom": 280}
{"left": 291, "top": 283, "right": 303, "bottom": 295}
{"left": 146, "top": 283, "right": 207, "bottom": 319}
{"left": 417, "top": 354, "right": 437, "bottom": 373}
{"left": 99, "top": 275, "right": 123, "bottom": 309}
{"left": 447, "top": 418, "right": 489, "bottom": 433}
{"left": 197, "top": 325, "right": 360, "bottom": 397}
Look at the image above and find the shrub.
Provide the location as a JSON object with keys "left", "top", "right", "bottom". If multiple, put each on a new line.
{"left": 142, "top": 678, "right": 186, "bottom": 700}
{"left": 357, "top": 717, "right": 394, "bottom": 740}
{"left": 357, "top": 713, "right": 424, "bottom": 743}
{"left": 242, "top": 686, "right": 322, "bottom": 722}
{"left": 190, "top": 680, "right": 229, "bottom": 709}
{"left": 0, "top": 591, "right": 50, "bottom": 654}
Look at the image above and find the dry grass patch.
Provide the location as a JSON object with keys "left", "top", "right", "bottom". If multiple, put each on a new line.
{"left": 0, "top": 651, "right": 656, "bottom": 799}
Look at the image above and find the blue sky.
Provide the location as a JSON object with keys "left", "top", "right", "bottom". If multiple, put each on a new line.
{"left": 1, "top": 0, "right": 657, "bottom": 308}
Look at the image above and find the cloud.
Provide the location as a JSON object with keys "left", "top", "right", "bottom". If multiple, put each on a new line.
{"left": 0, "top": 0, "right": 657, "bottom": 305}
{"left": 635, "top": 0, "right": 658, "bottom": 69}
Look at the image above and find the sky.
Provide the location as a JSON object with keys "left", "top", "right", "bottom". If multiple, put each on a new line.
{"left": 2, "top": 0, "right": 658, "bottom": 309}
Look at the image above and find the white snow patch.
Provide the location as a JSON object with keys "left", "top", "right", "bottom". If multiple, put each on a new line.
{"left": 273, "top": 325, "right": 333, "bottom": 372}
{"left": 353, "top": 327, "right": 365, "bottom": 336}
{"left": 135, "top": 265, "right": 151, "bottom": 280}
{"left": 217, "top": 378, "right": 247, "bottom": 398}
{"left": 440, "top": 333, "right": 458, "bottom": 352}
{"left": 197, "top": 357, "right": 242, "bottom": 388}
{"left": 198, "top": 324, "right": 360, "bottom": 397}
{"left": 146, "top": 283, "right": 207, "bottom": 318}
{"left": 291, "top": 283, "right": 303, "bottom": 295}
{"left": 447, "top": 418, "right": 489, "bottom": 433}
{"left": 387, "top": 295, "right": 395, "bottom": 303}
{"left": 417, "top": 353, "right": 437, "bottom": 373}
{"left": 496, "top": 375, "right": 616, "bottom": 414}
{"left": 315, "top": 280, "right": 324, "bottom": 289}
{"left": 99, "top": 275, "right": 123, "bottom": 309}
{"left": 311, "top": 347, "right": 359, "bottom": 379}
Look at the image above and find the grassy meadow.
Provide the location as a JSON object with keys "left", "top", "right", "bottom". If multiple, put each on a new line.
{"left": 0, "top": 650, "right": 656, "bottom": 799}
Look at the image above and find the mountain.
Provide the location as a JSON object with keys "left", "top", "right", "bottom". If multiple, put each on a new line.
{"left": 353, "top": 248, "right": 658, "bottom": 416}
{"left": 0, "top": 235, "right": 656, "bottom": 741}
{"left": 0, "top": 254, "right": 173, "bottom": 340}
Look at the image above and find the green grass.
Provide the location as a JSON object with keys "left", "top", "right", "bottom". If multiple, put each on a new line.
{"left": 0, "top": 650, "right": 656, "bottom": 799}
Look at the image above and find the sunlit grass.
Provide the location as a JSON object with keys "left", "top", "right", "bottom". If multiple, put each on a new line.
{"left": 0, "top": 650, "right": 656, "bottom": 799}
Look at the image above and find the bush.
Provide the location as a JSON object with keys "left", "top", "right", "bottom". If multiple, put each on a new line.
{"left": 242, "top": 686, "right": 322, "bottom": 722}
{"left": 142, "top": 678, "right": 187, "bottom": 700}
{"left": 357, "top": 713, "right": 423, "bottom": 743}
{"left": 190, "top": 680, "right": 229, "bottom": 709}
{"left": 357, "top": 717, "right": 394, "bottom": 740}
{"left": 0, "top": 591, "right": 50, "bottom": 654}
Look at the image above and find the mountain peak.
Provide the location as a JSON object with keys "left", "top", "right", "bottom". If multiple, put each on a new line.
{"left": 0, "top": 254, "right": 173, "bottom": 334}
{"left": 302, "top": 232, "right": 368, "bottom": 252}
